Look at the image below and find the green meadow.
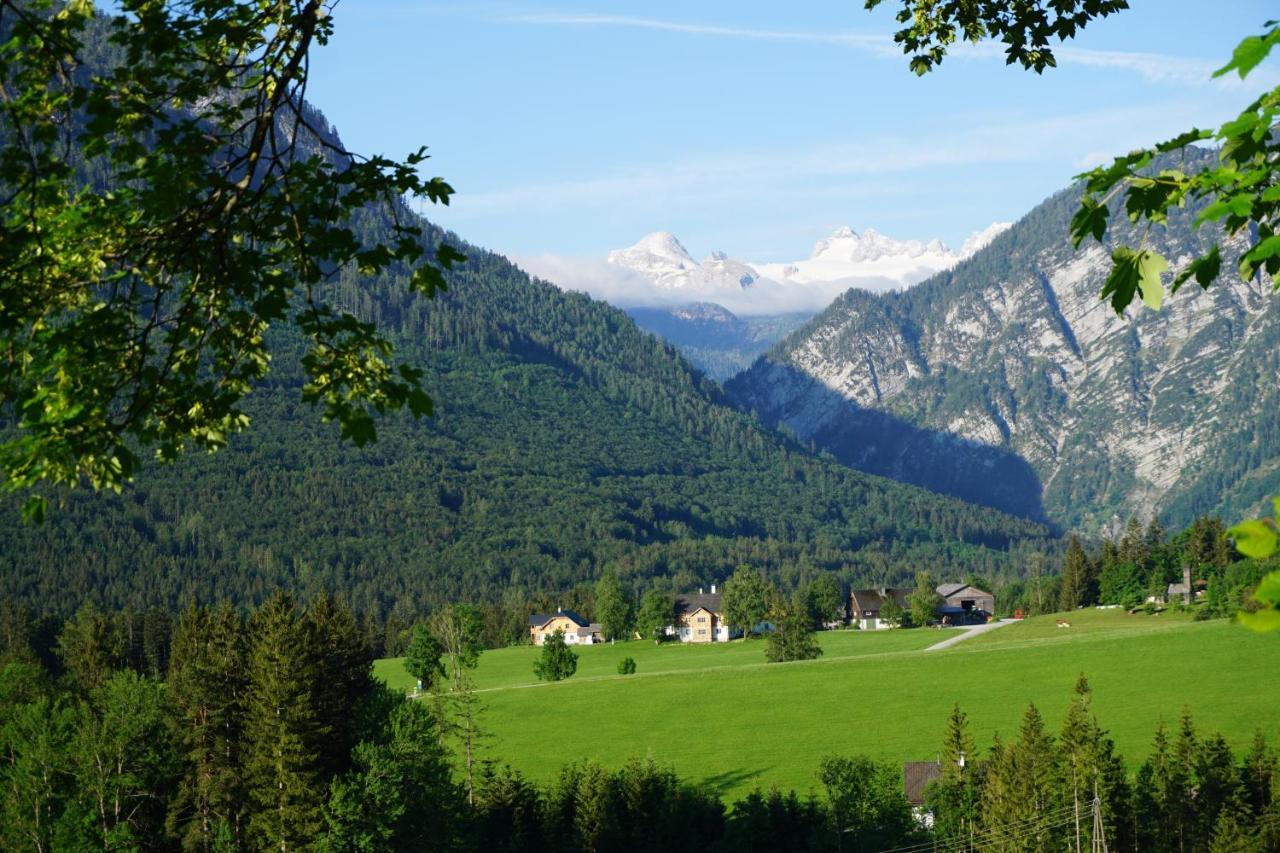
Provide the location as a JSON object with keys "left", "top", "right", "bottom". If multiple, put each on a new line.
{"left": 375, "top": 610, "right": 1280, "bottom": 801}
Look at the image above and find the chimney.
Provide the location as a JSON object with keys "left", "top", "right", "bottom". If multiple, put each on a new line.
{"left": 699, "top": 587, "right": 703, "bottom": 595}
{"left": 1183, "top": 566, "right": 1192, "bottom": 604}
{"left": 711, "top": 583, "right": 717, "bottom": 594}
{"left": 557, "top": 606, "right": 563, "bottom": 614}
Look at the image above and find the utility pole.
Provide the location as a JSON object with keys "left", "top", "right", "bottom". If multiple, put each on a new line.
{"left": 1091, "top": 788, "right": 1109, "bottom": 853}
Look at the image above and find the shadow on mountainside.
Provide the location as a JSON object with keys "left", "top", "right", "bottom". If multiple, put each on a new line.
{"left": 728, "top": 362, "right": 1047, "bottom": 523}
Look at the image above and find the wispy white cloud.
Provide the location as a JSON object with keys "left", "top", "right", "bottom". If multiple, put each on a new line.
{"left": 446, "top": 102, "right": 1203, "bottom": 218}
{"left": 503, "top": 11, "right": 1271, "bottom": 89}
{"left": 499, "top": 12, "right": 895, "bottom": 53}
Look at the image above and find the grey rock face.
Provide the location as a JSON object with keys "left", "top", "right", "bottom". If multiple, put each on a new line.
{"left": 728, "top": 166, "right": 1280, "bottom": 532}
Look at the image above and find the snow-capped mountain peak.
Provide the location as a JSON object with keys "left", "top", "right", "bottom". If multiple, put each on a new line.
{"left": 593, "top": 221, "right": 1014, "bottom": 311}
{"left": 608, "top": 233, "right": 755, "bottom": 292}
{"left": 606, "top": 231, "right": 695, "bottom": 276}
{"left": 959, "top": 222, "right": 1013, "bottom": 258}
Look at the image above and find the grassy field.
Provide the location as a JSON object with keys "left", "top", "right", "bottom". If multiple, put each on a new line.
{"left": 375, "top": 610, "right": 1280, "bottom": 801}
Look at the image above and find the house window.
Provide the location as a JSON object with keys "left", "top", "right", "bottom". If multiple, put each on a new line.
{"left": 696, "top": 616, "right": 707, "bottom": 624}
{"left": 697, "top": 629, "right": 707, "bottom": 635}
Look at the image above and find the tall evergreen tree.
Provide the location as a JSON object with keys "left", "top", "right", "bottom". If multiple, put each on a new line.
{"left": 167, "top": 604, "right": 248, "bottom": 851}
{"left": 1241, "top": 730, "right": 1276, "bottom": 819}
{"left": 307, "top": 593, "right": 374, "bottom": 778}
{"left": 1059, "top": 536, "right": 1091, "bottom": 612}
{"left": 242, "top": 592, "right": 328, "bottom": 850}
{"left": 927, "top": 704, "right": 979, "bottom": 850}
{"left": 982, "top": 705, "right": 1063, "bottom": 852}
{"left": 56, "top": 603, "right": 122, "bottom": 694}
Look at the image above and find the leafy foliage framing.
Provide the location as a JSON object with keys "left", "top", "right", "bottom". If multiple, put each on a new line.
{"left": 0, "top": 0, "right": 461, "bottom": 519}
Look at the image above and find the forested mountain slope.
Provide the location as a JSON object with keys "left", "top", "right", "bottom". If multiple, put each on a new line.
{"left": 728, "top": 149, "right": 1280, "bottom": 532}
{"left": 0, "top": 172, "right": 1054, "bottom": 620}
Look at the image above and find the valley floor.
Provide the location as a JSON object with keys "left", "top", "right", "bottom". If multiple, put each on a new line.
{"left": 375, "top": 610, "right": 1280, "bottom": 801}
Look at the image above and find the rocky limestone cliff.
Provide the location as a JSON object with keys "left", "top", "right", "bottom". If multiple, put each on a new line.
{"left": 728, "top": 154, "right": 1280, "bottom": 532}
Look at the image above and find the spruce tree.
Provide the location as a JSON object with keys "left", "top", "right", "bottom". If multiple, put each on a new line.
{"left": 307, "top": 593, "right": 374, "bottom": 778}
{"left": 983, "top": 705, "right": 1063, "bottom": 851}
{"left": 1058, "top": 674, "right": 1130, "bottom": 852}
{"left": 242, "top": 592, "right": 329, "bottom": 850}
{"left": 1059, "top": 536, "right": 1091, "bottom": 611}
{"left": 928, "top": 704, "right": 978, "bottom": 850}
{"left": 1242, "top": 730, "right": 1275, "bottom": 818}
{"left": 167, "top": 604, "right": 248, "bottom": 851}
{"left": 56, "top": 603, "right": 122, "bottom": 693}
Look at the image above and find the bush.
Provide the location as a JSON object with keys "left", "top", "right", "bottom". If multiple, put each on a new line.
{"left": 617, "top": 657, "right": 637, "bottom": 675}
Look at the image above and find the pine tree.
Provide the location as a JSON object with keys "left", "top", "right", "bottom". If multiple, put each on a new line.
{"left": 56, "top": 603, "right": 122, "bottom": 693}
{"left": 167, "top": 604, "right": 248, "bottom": 851}
{"left": 983, "top": 705, "right": 1063, "bottom": 852}
{"left": 242, "top": 592, "right": 329, "bottom": 850}
{"left": 1060, "top": 536, "right": 1090, "bottom": 612}
{"left": 928, "top": 704, "right": 978, "bottom": 849}
{"left": 1241, "top": 730, "right": 1275, "bottom": 818}
{"left": 307, "top": 592, "right": 374, "bottom": 778}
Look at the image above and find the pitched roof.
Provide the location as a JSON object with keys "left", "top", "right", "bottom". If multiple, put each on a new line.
{"left": 675, "top": 592, "right": 723, "bottom": 615}
{"left": 849, "top": 588, "right": 911, "bottom": 613}
{"left": 903, "top": 761, "right": 942, "bottom": 805}
{"left": 528, "top": 609, "right": 590, "bottom": 628}
{"left": 937, "top": 583, "right": 993, "bottom": 601}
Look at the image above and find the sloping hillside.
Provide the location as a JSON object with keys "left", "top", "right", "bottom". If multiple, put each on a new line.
{"left": 0, "top": 174, "right": 1055, "bottom": 619}
{"left": 728, "top": 149, "right": 1280, "bottom": 532}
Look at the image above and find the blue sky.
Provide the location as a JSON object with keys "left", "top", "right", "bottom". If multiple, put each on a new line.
{"left": 309, "top": 1, "right": 1277, "bottom": 264}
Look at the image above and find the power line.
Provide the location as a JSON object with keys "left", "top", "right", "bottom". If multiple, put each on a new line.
{"left": 877, "top": 807, "right": 1077, "bottom": 853}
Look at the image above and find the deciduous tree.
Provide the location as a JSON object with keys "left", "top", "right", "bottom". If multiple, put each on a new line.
{"left": 0, "top": 0, "right": 461, "bottom": 519}
{"left": 533, "top": 630, "right": 577, "bottom": 682}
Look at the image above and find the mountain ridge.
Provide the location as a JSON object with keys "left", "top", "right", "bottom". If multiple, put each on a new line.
{"left": 727, "top": 151, "right": 1280, "bottom": 532}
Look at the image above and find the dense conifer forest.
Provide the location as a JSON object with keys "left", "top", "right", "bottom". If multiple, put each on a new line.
{"left": 2, "top": 597, "right": 1277, "bottom": 852}
{"left": 0, "top": 213, "right": 1059, "bottom": 626}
